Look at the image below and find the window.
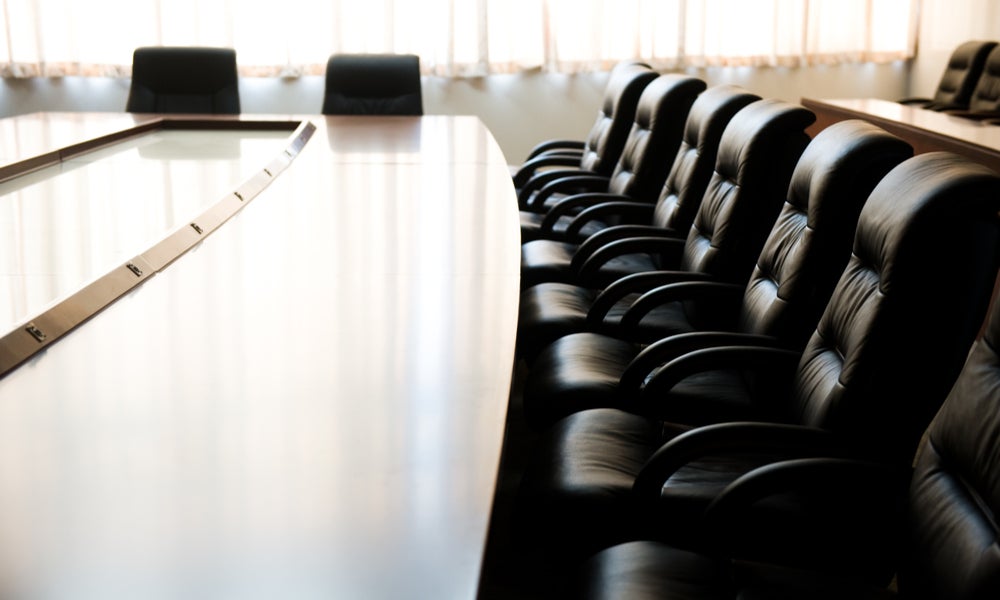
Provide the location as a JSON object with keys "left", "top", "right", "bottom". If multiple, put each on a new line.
{"left": 0, "top": 0, "right": 918, "bottom": 78}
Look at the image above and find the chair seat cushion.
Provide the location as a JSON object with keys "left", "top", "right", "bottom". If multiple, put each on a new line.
{"left": 516, "top": 283, "right": 697, "bottom": 364}
{"left": 517, "top": 407, "right": 782, "bottom": 560}
{"left": 517, "top": 409, "right": 678, "bottom": 561}
{"left": 571, "top": 541, "right": 734, "bottom": 600}
{"left": 523, "top": 333, "right": 648, "bottom": 427}
{"left": 572, "top": 541, "right": 895, "bottom": 600}
{"left": 521, "top": 239, "right": 579, "bottom": 287}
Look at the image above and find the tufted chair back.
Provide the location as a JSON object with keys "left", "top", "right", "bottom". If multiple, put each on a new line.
{"left": 900, "top": 289, "right": 1000, "bottom": 599}
{"left": 126, "top": 47, "right": 241, "bottom": 115}
{"left": 322, "top": 54, "right": 423, "bottom": 115}
{"left": 931, "top": 40, "right": 997, "bottom": 109}
{"left": 650, "top": 85, "right": 760, "bottom": 234}
{"left": 603, "top": 74, "right": 706, "bottom": 204}
{"left": 967, "top": 44, "right": 1000, "bottom": 113}
{"left": 736, "top": 120, "right": 913, "bottom": 349}
{"left": 676, "top": 99, "right": 814, "bottom": 325}
{"left": 577, "top": 64, "right": 659, "bottom": 176}
{"left": 791, "top": 152, "right": 1000, "bottom": 465}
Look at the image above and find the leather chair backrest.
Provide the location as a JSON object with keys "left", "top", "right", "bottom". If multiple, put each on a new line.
{"left": 126, "top": 47, "right": 241, "bottom": 115}
{"left": 650, "top": 85, "right": 760, "bottom": 234}
{"left": 736, "top": 120, "right": 913, "bottom": 349}
{"left": 578, "top": 65, "right": 658, "bottom": 176}
{"left": 791, "top": 153, "right": 1000, "bottom": 465}
{"left": 901, "top": 290, "right": 1000, "bottom": 599}
{"left": 322, "top": 54, "right": 423, "bottom": 116}
{"left": 676, "top": 99, "right": 814, "bottom": 295}
{"left": 604, "top": 74, "right": 706, "bottom": 203}
{"left": 932, "top": 40, "right": 997, "bottom": 108}
{"left": 968, "top": 44, "right": 1000, "bottom": 112}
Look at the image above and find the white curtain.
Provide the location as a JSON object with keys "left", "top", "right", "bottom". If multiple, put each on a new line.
{"left": 0, "top": 0, "right": 918, "bottom": 78}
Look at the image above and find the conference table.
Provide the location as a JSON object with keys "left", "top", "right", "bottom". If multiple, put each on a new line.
{"left": 0, "top": 112, "right": 520, "bottom": 598}
{"left": 801, "top": 97, "right": 1000, "bottom": 173}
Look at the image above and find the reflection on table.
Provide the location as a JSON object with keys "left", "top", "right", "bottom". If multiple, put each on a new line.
{"left": 0, "top": 113, "right": 520, "bottom": 600}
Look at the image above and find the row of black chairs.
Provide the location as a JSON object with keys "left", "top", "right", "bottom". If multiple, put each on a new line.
{"left": 899, "top": 39, "right": 1000, "bottom": 120}
{"left": 495, "top": 62, "right": 1000, "bottom": 598}
{"left": 125, "top": 46, "right": 423, "bottom": 116}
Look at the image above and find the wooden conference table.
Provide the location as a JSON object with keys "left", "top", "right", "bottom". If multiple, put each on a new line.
{"left": 0, "top": 112, "right": 520, "bottom": 599}
{"left": 801, "top": 97, "right": 1000, "bottom": 173}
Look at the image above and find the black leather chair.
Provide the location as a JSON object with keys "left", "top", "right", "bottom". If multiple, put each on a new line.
{"left": 321, "top": 53, "right": 423, "bottom": 116}
{"left": 517, "top": 99, "right": 814, "bottom": 363}
{"left": 520, "top": 120, "right": 913, "bottom": 428}
{"left": 126, "top": 47, "right": 241, "bottom": 114}
{"left": 943, "top": 44, "right": 1000, "bottom": 120}
{"left": 520, "top": 74, "right": 706, "bottom": 243}
{"left": 513, "top": 60, "right": 650, "bottom": 171}
{"left": 898, "top": 40, "right": 997, "bottom": 111}
{"left": 520, "top": 85, "right": 760, "bottom": 289}
{"left": 568, "top": 278, "right": 1000, "bottom": 600}
{"left": 514, "top": 152, "right": 1000, "bottom": 575}
{"left": 512, "top": 62, "right": 656, "bottom": 191}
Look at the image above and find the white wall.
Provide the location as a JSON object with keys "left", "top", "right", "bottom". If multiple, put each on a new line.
{"left": 910, "top": 0, "right": 1000, "bottom": 100}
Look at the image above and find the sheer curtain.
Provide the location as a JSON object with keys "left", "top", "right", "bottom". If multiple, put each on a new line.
{"left": 1, "top": 0, "right": 918, "bottom": 78}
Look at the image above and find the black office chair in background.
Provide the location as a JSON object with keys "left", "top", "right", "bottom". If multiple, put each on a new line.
{"left": 898, "top": 40, "right": 996, "bottom": 111}
{"left": 126, "top": 46, "right": 241, "bottom": 114}
{"left": 321, "top": 53, "right": 423, "bottom": 116}
{"left": 943, "top": 43, "right": 1000, "bottom": 121}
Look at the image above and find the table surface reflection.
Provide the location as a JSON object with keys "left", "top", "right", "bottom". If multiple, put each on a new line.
{"left": 0, "top": 113, "right": 520, "bottom": 599}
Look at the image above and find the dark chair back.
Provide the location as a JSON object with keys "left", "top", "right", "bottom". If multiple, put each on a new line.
{"left": 901, "top": 288, "right": 1000, "bottom": 599}
{"left": 676, "top": 99, "right": 814, "bottom": 327}
{"left": 576, "top": 64, "right": 659, "bottom": 176}
{"left": 651, "top": 85, "right": 760, "bottom": 234}
{"left": 792, "top": 152, "right": 1000, "bottom": 465}
{"left": 603, "top": 74, "right": 706, "bottom": 203}
{"left": 322, "top": 53, "right": 423, "bottom": 116}
{"left": 126, "top": 46, "right": 240, "bottom": 115}
{"left": 737, "top": 120, "right": 913, "bottom": 349}
{"left": 967, "top": 44, "right": 1000, "bottom": 113}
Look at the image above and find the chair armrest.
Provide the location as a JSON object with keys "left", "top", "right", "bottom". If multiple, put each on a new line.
{"left": 577, "top": 236, "right": 686, "bottom": 285}
{"left": 517, "top": 168, "right": 595, "bottom": 206}
{"left": 636, "top": 343, "right": 800, "bottom": 402}
{"left": 572, "top": 224, "right": 682, "bottom": 272}
{"left": 704, "top": 458, "right": 909, "bottom": 583}
{"left": 526, "top": 174, "right": 612, "bottom": 212}
{"left": 524, "top": 138, "right": 585, "bottom": 160}
{"left": 512, "top": 154, "right": 584, "bottom": 188}
{"left": 619, "top": 280, "right": 745, "bottom": 340}
{"left": 586, "top": 270, "right": 717, "bottom": 325}
{"left": 565, "top": 201, "right": 656, "bottom": 240}
{"left": 618, "top": 334, "right": 792, "bottom": 398}
{"left": 539, "top": 193, "right": 635, "bottom": 232}
{"left": 632, "top": 421, "right": 843, "bottom": 500}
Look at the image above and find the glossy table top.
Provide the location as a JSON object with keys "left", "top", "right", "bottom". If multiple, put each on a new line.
{"left": 801, "top": 97, "right": 1000, "bottom": 170}
{"left": 0, "top": 113, "right": 520, "bottom": 599}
